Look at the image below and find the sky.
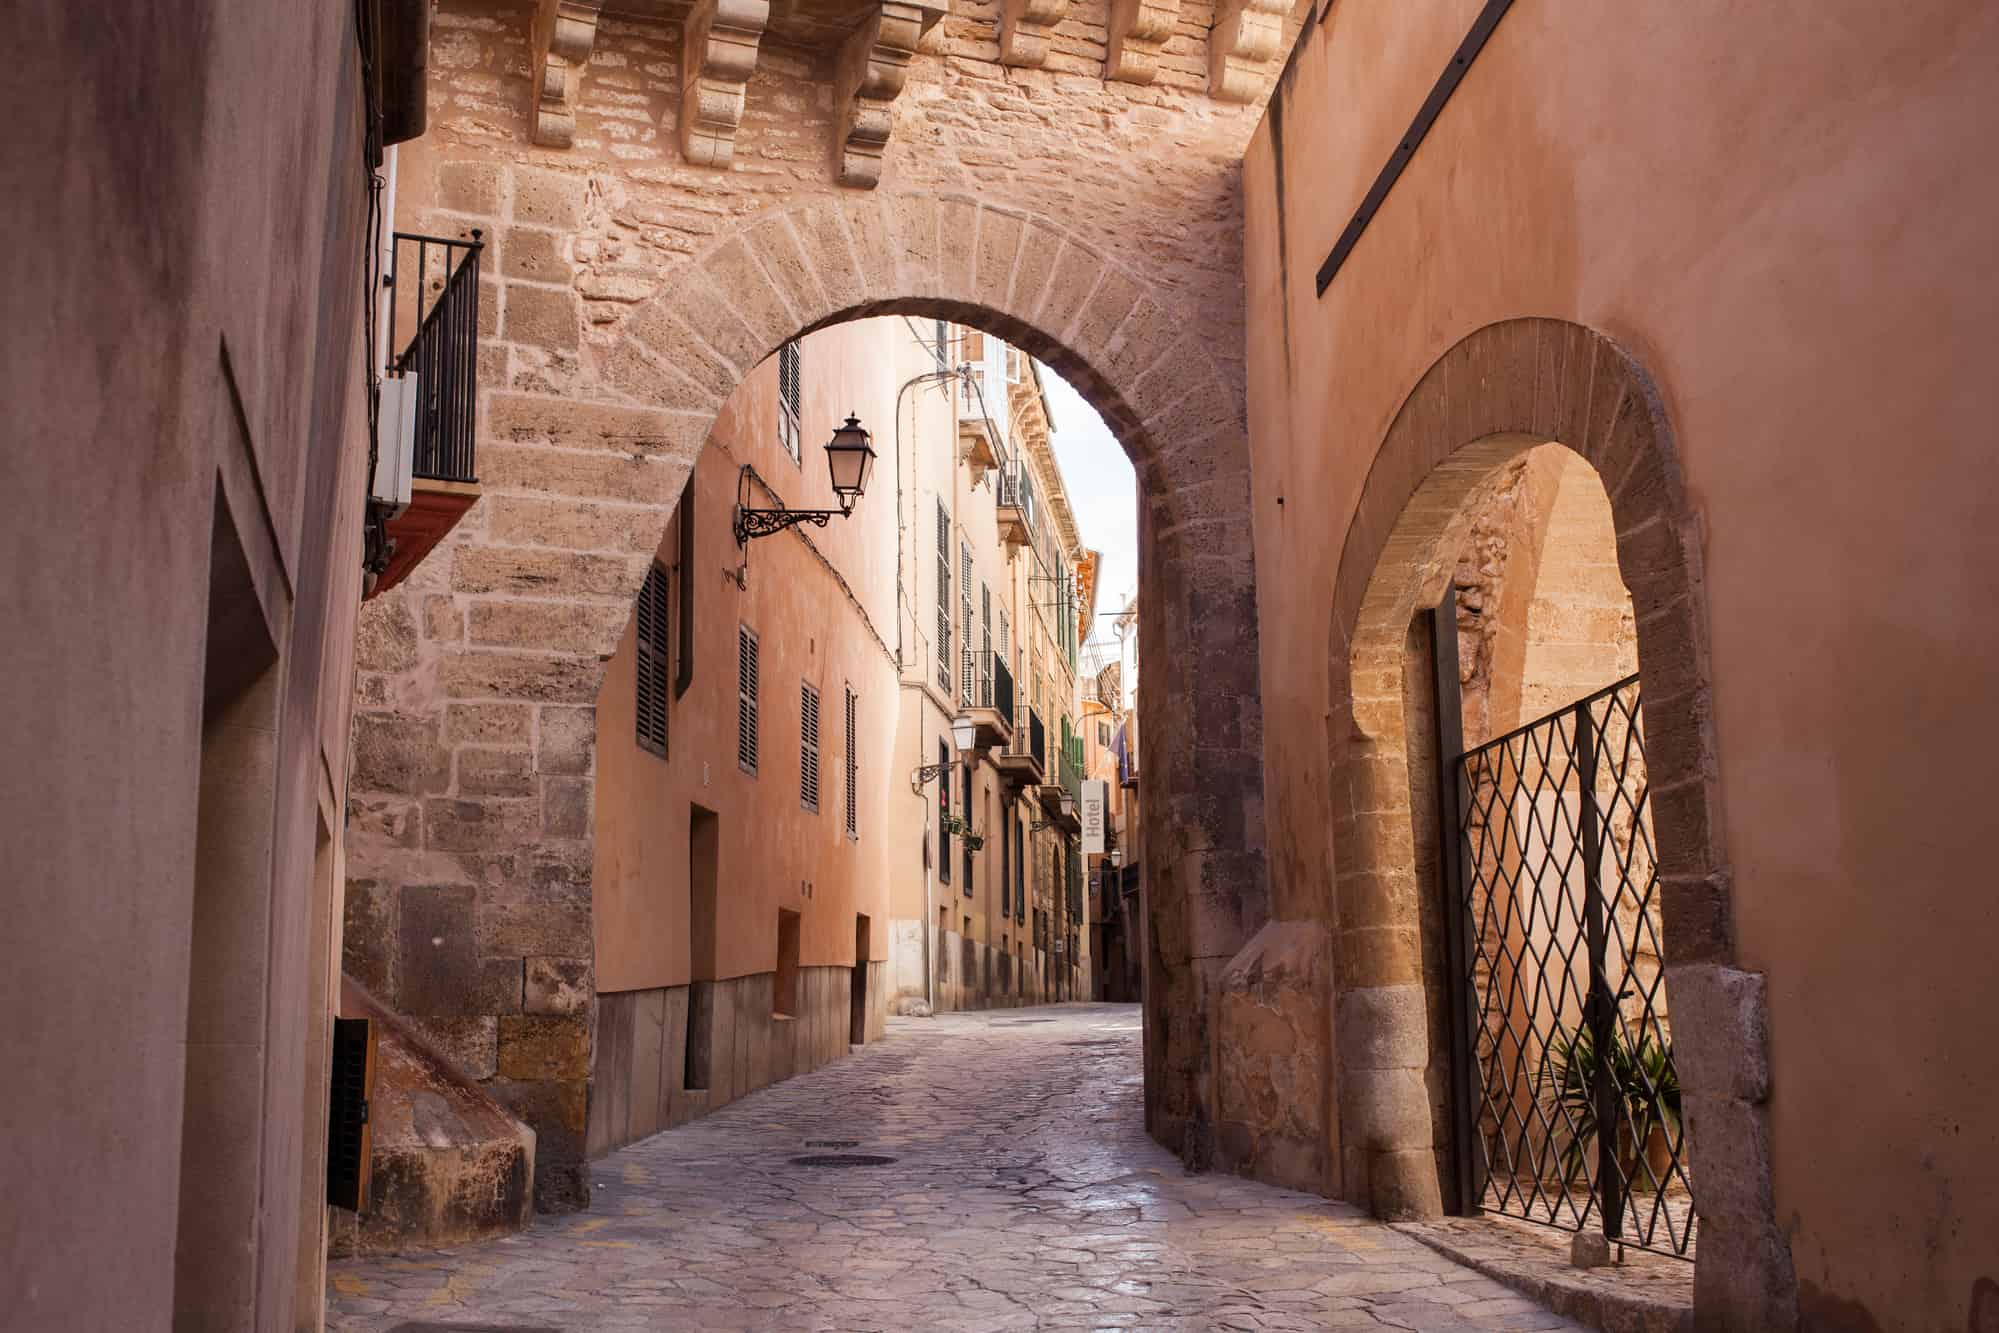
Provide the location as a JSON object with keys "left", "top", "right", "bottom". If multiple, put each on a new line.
{"left": 1038, "top": 365, "right": 1136, "bottom": 661}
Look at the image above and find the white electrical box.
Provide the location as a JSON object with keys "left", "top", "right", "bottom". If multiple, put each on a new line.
{"left": 373, "top": 373, "right": 419, "bottom": 516}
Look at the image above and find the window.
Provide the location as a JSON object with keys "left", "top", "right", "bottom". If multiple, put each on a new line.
{"left": 635, "top": 561, "right": 670, "bottom": 756}
{"left": 933, "top": 318, "right": 950, "bottom": 368}
{"left": 997, "top": 607, "right": 1009, "bottom": 658}
{"left": 799, "top": 681, "right": 821, "bottom": 812}
{"left": 777, "top": 340, "right": 802, "bottom": 463}
{"left": 937, "top": 738, "right": 951, "bottom": 883}
{"left": 674, "top": 476, "right": 695, "bottom": 698}
{"left": 959, "top": 542, "right": 974, "bottom": 706}
{"left": 962, "top": 766, "right": 975, "bottom": 896}
{"left": 843, "top": 685, "right": 858, "bottom": 839}
{"left": 979, "top": 583, "right": 992, "bottom": 702}
{"left": 936, "top": 501, "right": 952, "bottom": 693}
{"left": 736, "top": 625, "right": 759, "bottom": 775}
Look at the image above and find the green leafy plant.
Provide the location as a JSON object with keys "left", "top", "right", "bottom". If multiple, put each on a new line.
{"left": 1546, "top": 1024, "right": 1681, "bottom": 1184}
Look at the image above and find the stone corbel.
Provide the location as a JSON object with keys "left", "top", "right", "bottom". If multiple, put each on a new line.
{"left": 1105, "top": 0, "right": 1179, "bottom": 84}
{"left": 680, "top": 0, "right": 771, "bottom": 169}
{"left": 529, "top": 0, "right": 605, "bottom": 147}
{"left": 1208, "top": 0, "right": 1285, "bottom": 103}
{"left": 835, "top": 0, "right": 945, "bottom": 189}
{"left": 999, "top": 0, "right": 1072, "bottom": 68}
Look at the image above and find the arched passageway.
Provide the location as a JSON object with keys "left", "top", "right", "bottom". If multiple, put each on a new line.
{"left": 1326, "top": 319, "right": 1792, "bottom": 1324}
{"left": 344, "top": 191, "right": 1269, "bottom": 1209}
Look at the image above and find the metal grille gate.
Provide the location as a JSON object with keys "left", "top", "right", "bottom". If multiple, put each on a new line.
{"left": 1441, "top": 667, "right": 1696, "bottom": 1258}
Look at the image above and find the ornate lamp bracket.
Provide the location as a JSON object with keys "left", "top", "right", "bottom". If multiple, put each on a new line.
{"left": 732, "top": 464, "right": 851, "bottom": 546}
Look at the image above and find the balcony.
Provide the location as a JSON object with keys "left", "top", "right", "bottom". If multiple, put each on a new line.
{"left": 368, "top": 231, "right": 484, "bottom": 599}
{"left": 958, "top": 372, "right": 1000, "bottom": 485}
{"left": 995, "top": 461, "right": 1035, "bottom": 551}
{"left": 996, "top": 704, "right": 1045, "bottom": 787}
{"left": 964, "top": 650, "right": 1014, "bottom": 751}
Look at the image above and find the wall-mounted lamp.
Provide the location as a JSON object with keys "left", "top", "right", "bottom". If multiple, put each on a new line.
{"left": 909, "top": 714, "right": 978, "bottom": 792}
{"left": 733, "top": 414, "right": 877, "bottom": 546}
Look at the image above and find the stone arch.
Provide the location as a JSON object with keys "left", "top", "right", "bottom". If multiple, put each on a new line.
{"left": 1325, "top": 318, "right": 1794, "bottom": 1325}
{"left": 346, "top": 188, "right": 1266, "bottom": 1210}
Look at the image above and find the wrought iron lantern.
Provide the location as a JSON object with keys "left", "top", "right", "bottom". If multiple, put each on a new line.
{"left": 911, "top": 714, "right": 977, "bottom": 791}
{"left": 733, "top": 413, "right": 877, "bottom": 545}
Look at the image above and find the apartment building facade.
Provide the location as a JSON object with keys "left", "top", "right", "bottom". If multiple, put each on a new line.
{"left": 888, "top": 328, "right": 1094, "bottom": 1014}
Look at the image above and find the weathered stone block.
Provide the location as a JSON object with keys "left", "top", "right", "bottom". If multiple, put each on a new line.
{"left": 537, "top": 706, "right": 595, "bottom": 775}
{"left": 438, "top": 649, "right": 603, "bottom": 704}
{"left": 468, "top": 598, "right": 630, "bottom": 653}
{"left": 1665, "top": 965, "right": 1768, "bottom": 1103}
{"left": 422, "top": 594, "right": 462, "bottom": 643}
{"left": 543, "top": 777, "right": 591, "bottom": 838}
{"left": 453, "top": 545, "right": 641, "bottom": 600}
{"left": 355, "top": 595, "right": 420, "bottom": 672}
{"left": 498, "top": 1015, "right": 591, "bottom": 1081}
{"left": 510, "top": 166, "right": 585, "bottom": 229}
{"left": 447, "top": 702, "right": 534, "bottom": 747}
{"left": 1337, "top": 984, "right": 1429, "bottom": 1071}
{"left": 436, "top": 161, "right": 503, "bottom": 217}
{"left": 400, "top": 885, "right": 525, "bottom": 1016}
{"left": 502, "top": 281, "right": 581, "bottom": 353}
{"left": 457, "top": 747, "right": 538, "bottom": 797}
{"left": 408, "top": 1016, "right": 500, "bottom": 1080}
{"left": 423, "top": 797, "right": 542, "bottom": 853}
{"left": 342, "top": 878, "right": 397, "bottom": 997}
{"left": 502, "top": 226, "right": 573, "bottom": 284}
{"left": 350, "top": 712, "right": 450, "bottom": 797}
{"left": 525, "top": 957, "right": 592, "bottom": 1015}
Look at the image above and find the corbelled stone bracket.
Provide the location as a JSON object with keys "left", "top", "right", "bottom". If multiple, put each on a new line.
{"left": 1106, "top": 0, "right": 1180, "bottom": 84}
{"left": 1208, "top": 0, "right": 1286, "bottom": 103}
{"left": 999, "top": 0, "right": 1073, "bottom": 67}
{"left": 835, "top": 0, "right": 946, "bottom": 188}
{"left": 530, "top": 0, "right": 605, "bottom": 148}
{"left": 681, "top": 0, "right": 771, "bottom": 169}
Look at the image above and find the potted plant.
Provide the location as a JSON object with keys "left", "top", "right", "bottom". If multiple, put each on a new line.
{"left": 939, "top": 814, "right": 985, "bottom": 852}
{"left": 1546, "top": 1025, "right": 1681, "bottom": 1193}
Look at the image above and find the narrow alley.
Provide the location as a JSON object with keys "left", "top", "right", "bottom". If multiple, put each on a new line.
{"left": 326, "top": 1006, "right": 1581, "bottom": 1332}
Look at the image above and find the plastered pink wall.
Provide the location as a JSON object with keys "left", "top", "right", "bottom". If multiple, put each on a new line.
{"left": 1244, "top": 2, "right": 1999, "bottom": 1325}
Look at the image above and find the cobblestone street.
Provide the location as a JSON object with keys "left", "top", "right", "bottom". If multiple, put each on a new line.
{"left": 327, "top": 1004, "right": 1583, "bottom": 1331}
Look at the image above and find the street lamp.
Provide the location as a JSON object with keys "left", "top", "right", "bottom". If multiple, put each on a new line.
{"left": 733, "top": 413, "right": 878, "bottom": 545}
{"left": 910, "top": 714, "right": 977, "bottom": 791}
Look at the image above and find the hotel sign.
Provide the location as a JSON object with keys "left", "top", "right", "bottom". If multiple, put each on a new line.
{"left": 1081, "top": 779, "right": 1109, "bottom": 854}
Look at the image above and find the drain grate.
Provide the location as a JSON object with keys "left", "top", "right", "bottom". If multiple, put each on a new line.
{"left": 1063, "top": 1039, "right": 1119, "bottom": 1046}
{"left": 805, "top": 1139, "right": 860, "bottom": 1148}
{"left": 790, "top": 1153, "right": 897, "bottom": 1168}
{"left": 388, "top": 1325, "right": 562, "bottom": 1332}
{"left": 992, "top": 1018, "right": 1055, "bottom": 1025}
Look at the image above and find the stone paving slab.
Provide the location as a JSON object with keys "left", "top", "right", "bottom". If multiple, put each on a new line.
{"left": 328, "top": 1004, "right": 1588, "bottom": 1332}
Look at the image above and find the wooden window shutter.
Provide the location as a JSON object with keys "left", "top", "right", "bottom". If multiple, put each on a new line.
{"left": 736, "top": 625, "right": 759, "bottom": 775}
{"left": 844, "top": 686, "right": 858, "bottom": 838}
{"left": 675, "top": 475, "right": 695, "bottom": 697}
{"left": 936, "top": 500, "right": 952, "bottom": 693}
{"left": 937, "top": 738, "right": 951, "bottom": 881}
{"left": 800, "top": 681, "right": 821, "bottom": 813}
{"left": 778, "top": 340, "right": 802, "bottom": 462}
{"left": 635, "top": 561, "right": 670, "bottom": 756}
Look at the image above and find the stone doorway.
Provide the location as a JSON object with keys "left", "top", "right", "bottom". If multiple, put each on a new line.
{"left": 1325, "top": 319, "right": 1794, "bottom": 1322}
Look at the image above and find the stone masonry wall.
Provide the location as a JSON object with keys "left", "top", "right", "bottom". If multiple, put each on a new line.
{"left": 346, "top": 0, "right": 1278, "bottom": 1211}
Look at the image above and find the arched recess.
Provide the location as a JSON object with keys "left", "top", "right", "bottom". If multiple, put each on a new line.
{"left": 1325, "top": 319, "right": 1796, "bottom": 1328}
{"left": 344, "top": 189, "right": 1268, "bottom": 1210}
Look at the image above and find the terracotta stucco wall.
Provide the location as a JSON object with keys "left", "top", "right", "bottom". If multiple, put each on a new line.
{"left": 593, "top": 318, "right": 905, "bottom": 992}
{"left": 1244, "top": 2, "right": 1999, "bottom": 1326}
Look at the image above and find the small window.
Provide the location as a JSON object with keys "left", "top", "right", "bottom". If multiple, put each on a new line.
{"left": 937, "top": 738, "right": 951, "bottom": 883}
{"left": 635, "top": 562, "right": 670, "bottom": 756}
{"left": 777, "top": 340, "right": 802, "bottom": 464}
{"left": 736, "top": 625, "right": 760, "bottom": 775}
{"left": 800, "top": 681, "right": 821, "bottom": 813}
{"left": 844, "top": 686, "right": 859, "bottom": 839}
{"left": 933, "top": 318, "right": 950, "bottom": 368}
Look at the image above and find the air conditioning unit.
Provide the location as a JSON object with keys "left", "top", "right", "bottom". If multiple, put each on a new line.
{"left": 372, "top": 372, "right": 420, "bottom": 516}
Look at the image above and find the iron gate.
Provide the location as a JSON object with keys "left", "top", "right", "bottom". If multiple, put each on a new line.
{"left": 1441, "top": 669, "right": 1696, "bottom": 1258}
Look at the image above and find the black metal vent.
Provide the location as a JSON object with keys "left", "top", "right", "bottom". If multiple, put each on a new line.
{"left": 800, "top": 680, "right": 821, "bottom": 813}
{"left": 327, "top": 1017, "right": 378, "bottom": 1211}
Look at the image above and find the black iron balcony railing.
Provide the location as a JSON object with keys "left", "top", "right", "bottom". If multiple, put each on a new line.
{"left": 389, "top": 230, "right": 483, "bottom": 483}
{"left": 992, "top": 653, "right": 1014, "bottom": 729}
{"left": 1028, "top": 708, "right": 1045, "bottom": 770}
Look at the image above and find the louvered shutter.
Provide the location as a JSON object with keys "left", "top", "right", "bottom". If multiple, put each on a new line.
{"left": 959, "top": 543, "right": 974, "bottom": 705}
{"left": 935, "top": 501, "right": 952, "bottom": 692}
{"left": 843, "top": 686, "right": 858, "bottom": 838}
{"left": 736, "top": 625, "right": 759, "bottom": 775}
{"left": 635, "top": 562, "right": 669, "bottom": 755}
{"left": 800, "top": 682, "right": 820, "bottom": 812}
{"left": 937, "top": 739, "right": 951, "bottom": 882}
{"left": 778, "top": 341, "right": 801, "bottom": 462}
{"left": 980, "top": 583, "right": 992, "bottom": 702}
